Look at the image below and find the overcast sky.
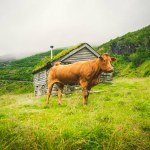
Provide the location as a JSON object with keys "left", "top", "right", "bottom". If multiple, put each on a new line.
{"left": 0, "top": 0, "right": 150, "bottom": 58}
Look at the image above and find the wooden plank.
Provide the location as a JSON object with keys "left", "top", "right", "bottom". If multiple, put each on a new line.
{"left": 34, "top": 77, "right": 47, "bottom": 82}
{"left": 33, "top": 70, "right": 47, "bottom": 87}
{"left": 63, "top": 55, "right": 96, "bottom": 63}
{"left": 34, "top": 81, "right": 47, "bottom": 86}
{"left": 61, "top": 47, "right": 98, "bottom": 63}
{"left": 65, "top": 55, "right": 96, "bottom": 60}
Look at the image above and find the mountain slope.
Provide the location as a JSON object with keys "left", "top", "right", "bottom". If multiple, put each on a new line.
{"left": 98, "top": 25, "right": 150, "bottom": 57}
{"left": 98, "top": 25, "right": 150, "bottom": 77}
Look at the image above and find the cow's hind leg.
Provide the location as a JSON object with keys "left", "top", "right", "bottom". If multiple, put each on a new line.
{"left": 82, "top": 88, "right": 89, "bottom": 105}
{"left": 80, "top": 80, "right": 89, "bottom": 105}
{"left": 57, "top": 83, "right": 64, "bottom": 105}
{"left": 46, "top": 83, "right": 54, "bottom": 104}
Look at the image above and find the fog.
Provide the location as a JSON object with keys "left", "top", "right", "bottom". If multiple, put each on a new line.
{"left": 0, "top": 0, "right": 150, "bottom": 58}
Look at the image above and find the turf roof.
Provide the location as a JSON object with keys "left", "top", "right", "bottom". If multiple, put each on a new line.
{"left": 32, "top": 43, "right": 86, "bottom": 74}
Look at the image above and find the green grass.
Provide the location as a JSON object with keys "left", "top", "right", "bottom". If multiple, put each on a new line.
{"left": 0, "top": 77, "right": 150, "bottom": 150}
{"left": 113, "top": 58, "right": 150, "bottom": 78}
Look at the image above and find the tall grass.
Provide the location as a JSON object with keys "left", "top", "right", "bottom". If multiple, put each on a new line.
{"left": 0, "top": 78, "right": 150, "bottom": 150}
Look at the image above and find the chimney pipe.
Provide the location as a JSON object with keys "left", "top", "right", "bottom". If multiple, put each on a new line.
{"left": 50, "top": 46, "right": 54, "bottom": 60}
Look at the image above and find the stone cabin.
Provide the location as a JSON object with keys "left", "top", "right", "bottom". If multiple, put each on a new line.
{"left": 32, "top": 43, "right": 112, "bottom": 96}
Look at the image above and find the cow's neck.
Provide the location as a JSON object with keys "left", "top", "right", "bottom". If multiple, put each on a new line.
{"left": 92, "top": 58, "right": 102, "bottom": 77}
{"left": 97, "top": 58, "right": 103, "bottom": 74}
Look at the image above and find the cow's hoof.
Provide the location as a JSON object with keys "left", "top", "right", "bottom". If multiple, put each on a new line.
{"left": 83, "top": 104, "right": 87, "bottom": 107}
{"left": 58, "top": 103, "right": 62, "bottom": 106}
{"left": 83, "top": 103, "right": 87, "bottom": 106}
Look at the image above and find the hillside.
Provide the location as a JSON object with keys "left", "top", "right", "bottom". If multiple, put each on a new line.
{"left": 98, "top": 25, "right": 150, "bottom": 77}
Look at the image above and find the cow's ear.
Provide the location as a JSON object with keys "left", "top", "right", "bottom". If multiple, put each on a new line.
{"left": 99, "top": 56, "right": 104, "bottom": 61}
{"left": 111, "top": 57, "right": 116, "bottom": 61}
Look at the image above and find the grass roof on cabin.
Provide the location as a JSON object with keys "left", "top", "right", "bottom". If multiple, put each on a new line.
{"left": 32, "top": 43, "right": 86, "bottom": 74}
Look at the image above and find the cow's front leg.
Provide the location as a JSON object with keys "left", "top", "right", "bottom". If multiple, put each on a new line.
{"left": 80, "top": 80, "right": 89, "bottom": 105}
{"left": 57, "top": 83, "right": 64, "bottom": 105}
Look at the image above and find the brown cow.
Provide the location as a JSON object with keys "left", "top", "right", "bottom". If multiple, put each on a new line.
{"left": 47, "top": 53, "right": 116, "bottom": 105}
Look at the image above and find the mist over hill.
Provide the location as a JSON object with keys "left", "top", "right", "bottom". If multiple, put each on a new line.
{"left": 0, "top": 51, "right": 46, "bottom": 62}
{"left": 0, "top": 54, "right": 16, "bottom": 62}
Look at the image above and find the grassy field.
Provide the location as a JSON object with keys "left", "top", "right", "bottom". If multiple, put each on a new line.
{"left": 0, "top": 78, "right": 149, "bottom": 150}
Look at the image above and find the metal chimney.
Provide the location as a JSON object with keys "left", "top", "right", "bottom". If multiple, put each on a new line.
{"left": 50, "top": 46, "right": 54, "bottom": 60}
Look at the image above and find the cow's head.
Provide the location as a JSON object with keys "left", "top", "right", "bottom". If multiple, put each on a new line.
{"left": 99, "top": 53, "right": 116, "bottom": 73}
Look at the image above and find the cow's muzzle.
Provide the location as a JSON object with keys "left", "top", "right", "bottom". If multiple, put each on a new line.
{"left": 107, "top": 67, "right": 114, "bottom": 73}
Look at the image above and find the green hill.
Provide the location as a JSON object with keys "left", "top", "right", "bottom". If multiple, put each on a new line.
{"left": 98, "top": 25, "right": 150, "bottom": 77}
